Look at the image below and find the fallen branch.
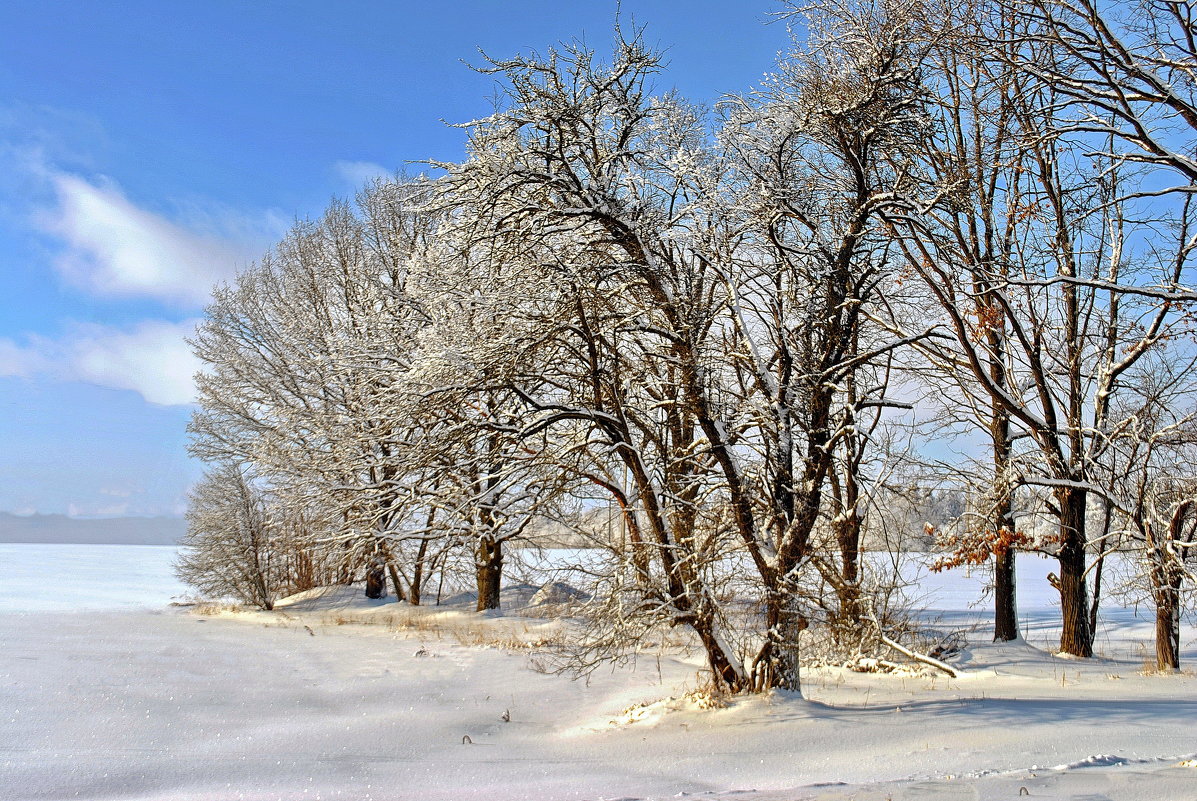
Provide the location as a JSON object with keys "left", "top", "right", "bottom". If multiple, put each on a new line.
{"left": 879, "top": 632, "right": 959, "bottom": 678}
{"left": 862, "top": 609, "right": 961, "bottom": 677}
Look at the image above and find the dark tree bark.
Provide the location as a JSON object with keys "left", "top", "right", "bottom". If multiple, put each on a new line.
{"left": 1154, "top": 584, "right": 1181, "bottom": 672}
{"left": 475, "top": 536, "right": 503, "bottom": 611}
{"left": 1148, "top": 500, "right": 1193, "bottom": 671}
{"left": 408, "top": 535, "right": 430, "bottom": 606}
{"left": 988, "top": 321, "right": 1019, "bottom": 642}
{"left": 993, "top": 548, "right": 1018, "bottom": 642}
{"left": 1056, "top": 486, "right": 1092, "bottom": 657}
{"left": 387, "top": 562, "right": 406, "bottom": 603}
{"left": 364, "top": 560, "right": 387, "bottom": 599}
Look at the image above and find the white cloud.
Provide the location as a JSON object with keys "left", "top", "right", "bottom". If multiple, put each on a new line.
{"left": 0, "top": 337, "right": 45, "bottom": 376}
{"left": 334, "top": 159, "right": 391, "bottom": 188}
{"left": 39, "top": 174, "right": 250, "bottom": 307}
{"left": 0, "top": 319, "right": 201, "bottom": 406}
{"left": 69, "top": 502, "right": 130, "bottom": 518}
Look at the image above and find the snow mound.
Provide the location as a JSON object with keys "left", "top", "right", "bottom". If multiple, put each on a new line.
{"left": 1051, "top": 754, "right": 1130, "bottom": 770}
{"left": 274, "top": 583, "right": 394, "bottom": 613}
{"left": 606, "top": 691, "right": 730, "bottom": 728}
{"left": 529, "top": 580, "right": 590, "bottom": 607}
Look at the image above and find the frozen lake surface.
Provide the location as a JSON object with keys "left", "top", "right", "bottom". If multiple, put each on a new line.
{"left": 0, "top": 543, "right": 187, "bottom": 612}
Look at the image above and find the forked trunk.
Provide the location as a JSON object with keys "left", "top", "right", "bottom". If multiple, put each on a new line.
{"left": 409, "top": 544, "right": 427, "bottom": 607}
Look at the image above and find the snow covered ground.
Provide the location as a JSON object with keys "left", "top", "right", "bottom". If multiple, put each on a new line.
{"left": 1, "top": 544, "right": 1194, "bottom": 800}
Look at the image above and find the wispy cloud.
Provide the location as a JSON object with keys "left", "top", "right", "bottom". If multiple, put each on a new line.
{"left": 0, "top": 129, "right": 282, "bottom": 309}
{"left": 0, "top": 337, "right": 45, "bottom": 376}
{"left": 38, "top": 173, "right": 257, "bottom": 307}
{"left": 0, "top": 319, "right": 201, "bottom": 406}
{"left": 334, "top": 159, "right": 391, "bottom": 189}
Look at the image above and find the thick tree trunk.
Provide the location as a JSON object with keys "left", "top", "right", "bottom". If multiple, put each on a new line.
{"left": 1155, "top": 590, "right": 1180, "bottom": 672}
{"left": 754, "top": 593, "right": 806, "bottom": 694}
{"left": 475, "top": 537, "right": 503, "bottom": 611}
{"left": 1056, "top": 487, "right": 1092, "bottom": 657}
{"left": 364, "top": 561, "right": 387, "bottom": 599}
{"left": 993, "top": 548, "right": 1018, "bottom": 642}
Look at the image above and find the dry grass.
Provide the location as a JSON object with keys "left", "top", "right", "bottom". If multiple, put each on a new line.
{"left": 192, "top": 602, "right": 246, "bottom": 616}
{"left": 306, "top": 606, "right": 567, "bottom": 651}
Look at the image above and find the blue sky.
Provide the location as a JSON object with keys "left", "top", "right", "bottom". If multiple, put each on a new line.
{"left": 0, "top": 1, "right": 792, "bottom": 517}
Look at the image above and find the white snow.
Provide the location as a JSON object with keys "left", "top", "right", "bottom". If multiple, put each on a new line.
{"left": 1, "top": 544, "right": 1195, "bottom": 800}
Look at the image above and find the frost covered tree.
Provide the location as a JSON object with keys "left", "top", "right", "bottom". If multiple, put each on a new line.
{"left": 1006, "top": 0, "right": 1197, "bottom": 186}
{"left": 882, "top": 0, "right": 1197, "bottom": 658}
{"left": 176, "top": 464, "right": 284, "bottom": 610}
{"left": 438, "top": 34, "right": 760, "bottom": 688}
{"left": 879, "top": 0, "right": 1030, "bottom": 642}
{"left": 1097, "top": 359, "right": 1197, "bottom": 671}
{"left": 437, "top": 3, "right": 933, "bottom": 692}
{"left": 190, "top": 179, "right": 441, "bottom": 600}
{"left": 719, "top": 0, "right": 935, "bottom": 676}
{"left": 180, "top": 0, "right": 1197, "bottom": 688}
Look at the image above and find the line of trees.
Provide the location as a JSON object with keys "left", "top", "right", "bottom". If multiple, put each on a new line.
{"left": 180, "top": 0, "right": 1197, "bottom": 690}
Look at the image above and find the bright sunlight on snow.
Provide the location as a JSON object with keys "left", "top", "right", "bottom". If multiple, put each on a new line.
{"left": 1, "top": 546, "right": 1194, "bottom": 800}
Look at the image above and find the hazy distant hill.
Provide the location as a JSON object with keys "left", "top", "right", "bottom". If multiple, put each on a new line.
{"left": 0, "top": 513, "right": 185, "bottom": 545}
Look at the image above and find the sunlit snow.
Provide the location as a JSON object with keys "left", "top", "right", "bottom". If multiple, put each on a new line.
{"left": 1, "top": 545, "right": 1194, "bottom": 800}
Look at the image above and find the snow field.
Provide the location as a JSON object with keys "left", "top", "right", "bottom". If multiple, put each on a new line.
{"left": 1, "top": 545, "right": 1195, "bottom": 800}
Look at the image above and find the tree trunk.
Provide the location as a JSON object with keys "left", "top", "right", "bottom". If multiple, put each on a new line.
{"left": 387, "top": 562, "right": 406, "bottom": 603}
{"left": 993, "top": 548, "right": 1018, "bottom": 641}
{"left": 364, "top": 560, "right": 387, "bottom": 599}
{"left": 695, "top": 616, "right": 751, "bottom": 694}
{"left": 1088, "top": 551, "right": 1105, "bottom": 641}
{"left": 753, "top": 592, "right": 806, "bottom": 694}
{"left": 409, "top": 540, "right": 427, "bottom": 607}
{"left": 1056, "top": 486, "right": 1092, "bottom": 657}
{"left": 831, "top": 487, "right": 864, "bottom": 638}
{"left": 1151, "top": 542, "right": 1182, "bottom": 672}
{"left": 409, "top": 506, "right": 437, "bottom": 606}
{"left": 987, "top": 344, "right": 1019, "bottom": 642}
{"left": 475, "top": 537, "right": 503, "bottom": 611}
{"left": 1155, "top": 589, "right": 1180, "bottom": 672}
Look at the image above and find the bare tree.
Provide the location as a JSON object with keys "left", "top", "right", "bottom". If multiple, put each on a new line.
{"left": 881, "top": 0, "right": 1197, "bottom": 657}
{"left": 1097, "top": 354, "right": 1197, "bottom": 670}
{"left": 435, "top": 0, "right": 935, "bottom": 692}
{"left": 190, "top": 179, "right": 441, "bottom": 601}
{"left": 1008, "top": 0, "right": 1197, "bottom": 186}
{"left": 720, "top": 0, "right": 934, "bottom": 687}
{"left": 176, "top": 464, "right": 283, "bottom": 610}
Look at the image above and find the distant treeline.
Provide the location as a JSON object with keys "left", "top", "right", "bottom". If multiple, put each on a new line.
{"left": 0, "top": 512, "right": 185, "bottom": 545}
